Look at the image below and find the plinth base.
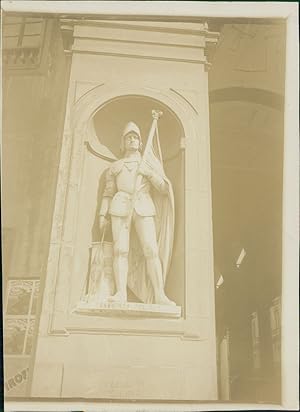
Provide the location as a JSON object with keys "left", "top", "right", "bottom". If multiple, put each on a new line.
{"left": 73, "top": 301, "right": 182, "bottom": 318}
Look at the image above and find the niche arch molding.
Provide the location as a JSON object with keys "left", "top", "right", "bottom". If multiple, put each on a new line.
{"left": 70, "top": 82, "right": 198, "bottom": 156}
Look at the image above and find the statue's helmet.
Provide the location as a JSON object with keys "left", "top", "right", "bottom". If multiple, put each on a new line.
{"left": 120, "top": 121, "right": 143, "bottom": 153}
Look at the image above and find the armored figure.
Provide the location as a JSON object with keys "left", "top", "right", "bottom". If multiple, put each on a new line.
{"left": 99, "top": 119, "right": 175, "bottom": 305}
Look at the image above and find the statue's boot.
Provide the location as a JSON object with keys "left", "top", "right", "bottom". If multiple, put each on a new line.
{"left": 110, "top": 253, "right": 128, "bottom": 303}
{"left": 108, "top": 291, "right": 127, "bottom": 304}
{"left": 146, "top": 257, "right": 176, "bottom": 306}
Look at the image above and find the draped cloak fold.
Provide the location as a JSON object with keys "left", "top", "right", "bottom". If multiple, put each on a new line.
{"left": 127, "top": 131, "right": 175, "bottom": 304}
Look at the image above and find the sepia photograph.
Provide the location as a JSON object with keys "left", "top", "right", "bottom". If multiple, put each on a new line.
{"left": 1, "top": 1, "right": 299, "bottom": 411}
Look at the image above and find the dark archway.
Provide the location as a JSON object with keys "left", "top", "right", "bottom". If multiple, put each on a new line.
{"left": 210, "top": 87, "right": 284, "bottom": 111}
{"left": 210, "top": 88, "right": 284, "bottom": 402}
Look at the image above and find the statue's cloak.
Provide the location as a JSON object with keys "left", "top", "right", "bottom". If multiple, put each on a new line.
{"left": 127, "top": 135, "right": 175, "bottom": 304}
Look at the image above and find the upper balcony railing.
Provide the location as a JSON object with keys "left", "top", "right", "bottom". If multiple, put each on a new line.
{"left": 2, "top": 16, "right": 46, "bottom": 69}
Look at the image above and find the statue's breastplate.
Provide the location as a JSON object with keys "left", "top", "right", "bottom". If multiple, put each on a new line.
{"left": 115, "top": 161, "right": 139, "bottom": 194}
{"left": 109, "top": 160, "right": 156, "bottom": 217}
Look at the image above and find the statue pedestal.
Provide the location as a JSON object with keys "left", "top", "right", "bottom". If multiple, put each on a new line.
{"left": 73, "top": 301, "right": 182, "bottom": 318}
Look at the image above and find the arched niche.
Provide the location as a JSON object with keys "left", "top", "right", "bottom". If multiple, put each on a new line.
{"left": 91, "top": 95, "right": 183, "bottom": 161}
{"left": 92, "top": 95, "right": 185, "bottom": 306}
{"left": 70, "top": 91, "right": 187, "bottom": 311}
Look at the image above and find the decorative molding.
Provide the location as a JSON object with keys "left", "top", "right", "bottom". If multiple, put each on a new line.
{"left": 60, "top": 19, "right": 75, "bottom": 54}
{"left": 180, "top": 137, "right": 187, "bottom": 150}
{"left": 60, "top": 18, "right": 219, "bottom": 66}
{"left": 202, "top": 22, "right": 220, "bottom": 70}
{"left": 48, "top": 325, "right": 69, "bottom": 337}
{"left": 65, "top": 315, "right": 185, "bottom": 337}
{"left": 63, "top": 19, "right": 216, "bottom": 37}
{"left": 170, "top": 88, "right": 199, "bottom": 114}
{"left": 72, "top": 49, "right": 207, "bottom": 65}
{"left": 74, "top": 81, "right": 105, "bottom": 104}
{"left": 61, "top": 314, "right": 209, "bottom": 341}
{"left": 75, "top": 35, "right": 205, "bottom": 50}
{"left": 71, "top": 82, "right": 198, "bottom": 132}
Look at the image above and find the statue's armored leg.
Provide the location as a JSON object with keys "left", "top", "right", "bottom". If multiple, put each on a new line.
{"left": 134, "top": 215, "right": 175, "bottom": 306}
{"left": 109, "top": 216, "right": 130, "bottom": 303}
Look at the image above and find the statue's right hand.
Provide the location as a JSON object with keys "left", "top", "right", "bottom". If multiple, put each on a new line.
{"left": 99, "top": 215, "right": 109, "bottom": 237}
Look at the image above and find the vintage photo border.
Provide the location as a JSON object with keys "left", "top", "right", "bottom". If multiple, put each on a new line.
{"left": 2, "top": 1, "right": 299, "bottom": 411}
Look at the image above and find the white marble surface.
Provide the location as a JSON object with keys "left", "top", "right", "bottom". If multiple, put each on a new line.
{"left": 73, "top": 301, "right": 181, "bottom": 318}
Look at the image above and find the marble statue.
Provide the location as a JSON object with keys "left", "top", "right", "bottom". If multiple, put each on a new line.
{"left": 98, "top": 110, "right": 175, "bottom": 306}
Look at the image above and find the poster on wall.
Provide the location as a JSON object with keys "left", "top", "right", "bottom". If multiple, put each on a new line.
{"left": 4, "top": 279, "right": 40, "bottom": 397}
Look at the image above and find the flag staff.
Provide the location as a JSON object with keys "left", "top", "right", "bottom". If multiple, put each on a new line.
{"left": 134, "top": 109, "right": 163, "bottom": 191}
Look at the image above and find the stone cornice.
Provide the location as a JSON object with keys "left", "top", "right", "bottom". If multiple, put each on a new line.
{"left": 59, "top": 18, "right": 219, "bottom": 68}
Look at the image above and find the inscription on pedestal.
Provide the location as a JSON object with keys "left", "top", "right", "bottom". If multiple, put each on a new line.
{"left": 73, "top": 301, "right": 181, "bottom": 318}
